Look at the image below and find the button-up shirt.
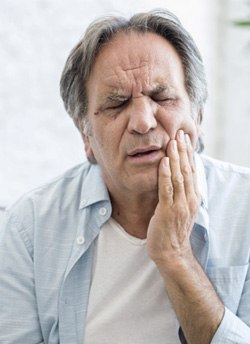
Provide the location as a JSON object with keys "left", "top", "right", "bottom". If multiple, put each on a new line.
{"left": 0, "top": 154, "right": 250, "bottom": 343}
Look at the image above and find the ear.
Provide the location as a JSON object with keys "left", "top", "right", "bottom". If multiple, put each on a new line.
{"left": 194, "top": 110, "right": 204, "bottom": 153}
{"left": 195, "top": 110, "right": 202, "bottom": 125}
{"left": 194, "top": 110, "right": 202, "bottom": 134}
{"left": 77, "top": 118, "right": 96, "bottom": 162}
{"left": 82, "top": 134, "right": 96, "bottom": 161}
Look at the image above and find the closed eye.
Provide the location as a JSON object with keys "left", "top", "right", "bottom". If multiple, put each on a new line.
{"left": 107, "top": 99, "right": 129, "bottom": 110}
{"left": 153, "top": 97, "right": 176, "bottom": 105}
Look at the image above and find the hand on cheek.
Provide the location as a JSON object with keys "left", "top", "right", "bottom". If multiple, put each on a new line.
{"left": 147, "top": 129, "right": 200, "bottom": 264}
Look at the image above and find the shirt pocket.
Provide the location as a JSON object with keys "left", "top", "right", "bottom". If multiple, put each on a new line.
{"left": 206, "top": 264, "right": 249, "bottom": 313}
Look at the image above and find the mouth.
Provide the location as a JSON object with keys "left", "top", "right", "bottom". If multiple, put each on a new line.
{"left": 127, "top": 146, "right": 162, "bottom": 162}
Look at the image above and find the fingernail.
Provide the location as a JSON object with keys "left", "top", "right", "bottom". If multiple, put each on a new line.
{"left": 185, "top": 134, "right": 191, "bottom": 145}
{"left": 178, "top": 130, "right": 184, "bottom": 142}
{"left": 164, "top": 157, "right": 169, "bottom": 167}
{"left": 172, "top": 140, "right": 178, "bottom": 153}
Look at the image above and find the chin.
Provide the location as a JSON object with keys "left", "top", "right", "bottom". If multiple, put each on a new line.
{"left": 129, "top": 175, "right": 158, "bottom": 194}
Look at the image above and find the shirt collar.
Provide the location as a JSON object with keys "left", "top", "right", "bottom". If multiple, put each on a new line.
{"left": 79, "top": 163, "right": 110, "bottom": 209}
{"left": 78, "top": 155, "right": 209, "bottom": 228}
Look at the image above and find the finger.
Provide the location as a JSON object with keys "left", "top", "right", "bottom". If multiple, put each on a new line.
{"left": 167, "top": 139, "right": 186, "bottom": 203}
{"left": 185, "top": 134, "right": 199, "bottom": 196}
{"left": 158, "top": 157, "right": 173, "bottom": 206}
{"left": 176, "top": 130, "right": 195, "bottom": 200}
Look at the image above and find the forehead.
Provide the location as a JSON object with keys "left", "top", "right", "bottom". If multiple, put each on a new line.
{"left": 87, "top": 31, "right": 185, "bottom": 95}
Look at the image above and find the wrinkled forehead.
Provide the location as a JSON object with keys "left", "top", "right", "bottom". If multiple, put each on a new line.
{"left": 93, "top": 30, "right": 181, "bottom": 68}
{"left": 88, "top": 30, "right": 185, "bottom": 94}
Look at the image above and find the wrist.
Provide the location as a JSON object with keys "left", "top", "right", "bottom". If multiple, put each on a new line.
{"left": 152, "top": 247, "right": 196, "bottom": 276}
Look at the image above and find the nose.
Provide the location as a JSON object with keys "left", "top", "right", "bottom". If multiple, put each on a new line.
{"left": 127, "top": 97, "right": 157, "bottom": 135}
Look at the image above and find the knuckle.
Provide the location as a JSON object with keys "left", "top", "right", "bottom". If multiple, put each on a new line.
{"left": 174, "top": 204, "right": 188, "bottom": 218}
{"left": 189, "top": 197, "right": 200, "bottom": 214}
{"left": 160, "top": 181, "right": 173, "bottom": 201}
{"left": 165, "top": 184, "right": 173, "bottom": 195}
{"left": 172, "top": 175, "right": 184, "bottom": 185}
{"left": 182, "top": 164, "right": 191, "bottom": 176}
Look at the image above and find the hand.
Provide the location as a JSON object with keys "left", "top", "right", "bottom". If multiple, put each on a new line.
{"left": 147, "top": 129, "right": 200, "bottom": 265}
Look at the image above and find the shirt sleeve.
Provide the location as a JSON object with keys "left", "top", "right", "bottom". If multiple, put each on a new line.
{"left": 211, "top": 307, "right": 250, "bottom": 343}
{"left": 0, "top": 209, "right": 44, "bottom": 343}
{"left": 211, "top": 262, "right": 250, "bottom": 344}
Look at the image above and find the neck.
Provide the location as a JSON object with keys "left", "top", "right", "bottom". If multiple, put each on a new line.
{"left": 110, "top": 190, "right": 158, "bottom": 239}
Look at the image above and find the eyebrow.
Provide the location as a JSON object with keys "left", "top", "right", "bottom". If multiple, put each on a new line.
{"left": 106, "top": 94, "right": 130, "bottom": 102}
{"left": 103, "top": 84, "right": 174, "bottom": 104}
{"left": 149, "top": 85, "right": 174, "bottom": 97}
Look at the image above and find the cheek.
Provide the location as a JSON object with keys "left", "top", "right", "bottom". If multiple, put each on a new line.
{"left": 182, "top": 119, "right": 199, "bottom": 146}
{"left": 158, "top": 108, "right": 198, "bottom": 142}
{"left": 89, "top": 128, "right": 120, "bottom": 162}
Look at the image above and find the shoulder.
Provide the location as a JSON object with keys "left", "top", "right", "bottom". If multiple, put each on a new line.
{"left": 5, "top": 162, "right": 92, "bottom": 226}
{"left": 200, "top": 154, "right": 250, "bottom": 203}
{"left": 12, "top": 161, "right": 89, "bottom": 199}
{"left": 201, "top": 154, "right": 250, "bottom": 177}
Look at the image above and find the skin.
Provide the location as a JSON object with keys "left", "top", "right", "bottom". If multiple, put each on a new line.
{"left": 81, "top": 31, "right": 224, "bottom": 343}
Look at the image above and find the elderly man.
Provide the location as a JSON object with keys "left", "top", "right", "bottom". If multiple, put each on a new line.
{"left": 0, "top": 9, "right": 250, "bottom": 344}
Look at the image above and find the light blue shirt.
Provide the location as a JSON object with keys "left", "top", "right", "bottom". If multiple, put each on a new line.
{"left": 0, "top": 154, "right": 250, "bottom": 343}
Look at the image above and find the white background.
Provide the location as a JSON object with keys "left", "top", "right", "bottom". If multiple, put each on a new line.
{"left": 1, "top": 0, "right": 250, "bottom": 208}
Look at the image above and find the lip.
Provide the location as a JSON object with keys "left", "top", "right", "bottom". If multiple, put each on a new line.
{"left": 128, "top": 145, "right": 161, "bottom": 156}
{"left": 127, "top": 145, "right": 163, "bottom": 163}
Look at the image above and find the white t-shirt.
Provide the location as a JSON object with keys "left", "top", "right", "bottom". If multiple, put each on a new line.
{"left": 84, "top": 217, "right": 180, "bottom": 344}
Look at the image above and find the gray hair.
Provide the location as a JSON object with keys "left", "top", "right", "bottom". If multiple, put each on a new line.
{"left": 60, "top": 9, "right": 207, "bottom": 152}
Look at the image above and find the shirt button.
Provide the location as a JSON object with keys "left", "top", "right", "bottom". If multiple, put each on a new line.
{"left": 99, "top": 207, "right": 107, "bottom": 216}
{"left": 76, "top": 236, "right": 85, "bottom": 245}
{"left": 80, "top": 199, "right": 87, "bottom": 207}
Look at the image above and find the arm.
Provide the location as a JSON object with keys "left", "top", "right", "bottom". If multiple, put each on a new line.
{"left": 0, "top": 209, "right": 44, "bottom": 343}
{"left": 147, "top": 130, "right": 224, "bottom": 343}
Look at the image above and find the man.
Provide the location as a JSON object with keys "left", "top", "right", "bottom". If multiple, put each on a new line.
{"left": 0, "top": 9, "right": 249, "bottom": 344}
